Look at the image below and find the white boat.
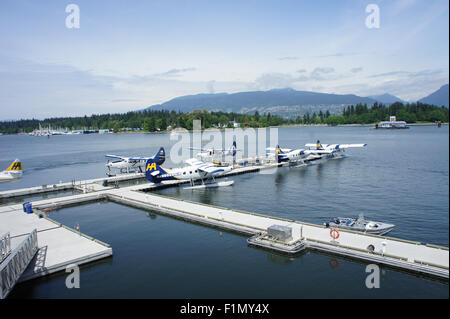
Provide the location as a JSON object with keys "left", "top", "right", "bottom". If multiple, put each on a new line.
{"left": 324, "top": 213, "right": 395, "bottom": 235}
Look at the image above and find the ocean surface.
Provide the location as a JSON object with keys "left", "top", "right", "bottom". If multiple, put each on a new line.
{"left": 1, "top": 125, "right": 448, "bottom": 298}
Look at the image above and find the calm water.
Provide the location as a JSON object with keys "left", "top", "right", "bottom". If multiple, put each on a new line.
{"left": 1, "top": 125, "right": 448, "bottom": 298}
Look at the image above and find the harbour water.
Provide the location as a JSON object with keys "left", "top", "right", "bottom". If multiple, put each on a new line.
{"left": 1, "top": 125, "right": 448, "bottom": 298}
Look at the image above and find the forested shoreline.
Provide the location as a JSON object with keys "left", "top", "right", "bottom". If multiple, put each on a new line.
{"left": 0, "top": 102, "right": 448, "bottom": 134}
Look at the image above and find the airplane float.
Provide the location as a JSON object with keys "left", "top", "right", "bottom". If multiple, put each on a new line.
{"left": 0, "top": 159, "right": 23, "bottom": 182}
{"left": 145, "top": 148, "right": 233, "bottom": 189}
{"left": 105, "top": 148, "right": 166, "bottom": 175}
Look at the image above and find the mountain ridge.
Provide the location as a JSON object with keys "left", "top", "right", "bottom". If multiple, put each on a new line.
{"left": 146, "top": 88, "right": 377, "bottom": 117}
{"left": 418, "top": 84, "right": 449, "bottom": 108}
{"left": 145, "top": 85, "right": 449, "bottom": 117}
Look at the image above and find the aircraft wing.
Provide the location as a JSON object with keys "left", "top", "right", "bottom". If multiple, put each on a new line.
{"left": 105, "top": 154, "right": 127, "bottom": 160}
{"left": 305, "top": 143, "right": 366, "bottom": 150}
{"left": 303, "top": 149, "right": 335, "bottom": 155}
{"left": 334, "top": 143, "right": 367, "bottom": 149}
{"left": 188, "top": 147, "right": 210, "bottom": 151}
{"left": 266, "top": 147, "right": 293, "bottom": 153}
{"left": 128, "top": 157, "right": 150, "bottom": 161}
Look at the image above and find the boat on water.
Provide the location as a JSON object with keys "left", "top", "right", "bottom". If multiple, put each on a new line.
{"left": 324, "top": 213, "right": 395, "bottom": 235}
{"left": 375, "top": 120, "right": 409, "bottom": 129}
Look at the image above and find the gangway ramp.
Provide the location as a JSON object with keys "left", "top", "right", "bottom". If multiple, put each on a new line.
{"left": 0, "top": 230, "right": 38, "bottom": 299}
{"left": 0, "top": 202, "right": 112, "bottom": 293}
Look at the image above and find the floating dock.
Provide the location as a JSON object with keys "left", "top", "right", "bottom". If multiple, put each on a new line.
{"left": 0, "top": 161, "right": 448, "bottom": 297}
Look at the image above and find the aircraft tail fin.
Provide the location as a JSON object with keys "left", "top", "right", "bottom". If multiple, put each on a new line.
{"left": 152, "top": 147, "right": 166, "bottom": 165}
{"left": 5, "top": 159, "right": 22, "bottom": 171}
{"left": 231, "top": 141, "right": 237, "bottom": 156}
{"left": 316, "top": 140, "right": 322, "bottom": 149}
{"left": 145, "top": 148, "right": 169, "bottom": 183}
{"left": 275, "top": 146, "right": 283, "bottom": 163}
{"left": 145, "top": 157, "right": 161, "bottom": 183}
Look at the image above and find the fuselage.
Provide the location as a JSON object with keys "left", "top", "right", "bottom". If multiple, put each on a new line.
{"left": 106, "top": 159, "right": 144, "bottom": 170}
{"left": 161, "top": 164, "right": 231, "bottom": 181}
{"left": 0, "top": 170, "right": 22, "bottom": 181}
{"left": 146, "top": 160, "right": 232, "bottom": 183}
{"left": 0, "top": 159, "right": 23, "bottom": 181}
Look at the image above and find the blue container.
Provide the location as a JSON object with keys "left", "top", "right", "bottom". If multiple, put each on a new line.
{"left": 22, "top": 202, "right": 29, "bottom": 212}
{"left": 25, "top": 203, "right": 32, "bottom": 214}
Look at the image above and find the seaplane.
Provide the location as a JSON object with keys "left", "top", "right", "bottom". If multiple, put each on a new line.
{"left": 105, "top": 148, "right": 166, "bottom": 176}
{"left": 0, "top": 159, "right": 23, "bottom": 182}
{"left": 266, "top": 145, "right": 335, "bottom": 165}
{"left": 145, "top": 148, "right": 234, "bottom": 189}
{"left": 305, "top": 140, "right": 367, "bottom": 158}
{"left": 189, "top": 141, "right": 240, "bottom": 161}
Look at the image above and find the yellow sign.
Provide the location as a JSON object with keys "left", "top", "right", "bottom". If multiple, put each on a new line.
{"left": 146, "top": 162, "right": 156, "bottom": 171}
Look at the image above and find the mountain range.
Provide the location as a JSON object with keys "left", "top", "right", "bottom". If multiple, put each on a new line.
{"left": 418, "top": 84, "right": 449, "bottom": 108}
{"left": 146, "top": 84, "right": 449, "bottom": 117}
{"left": 368, "top": 93, "right": 405, "bottom": 104}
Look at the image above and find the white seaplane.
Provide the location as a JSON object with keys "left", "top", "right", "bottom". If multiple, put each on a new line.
{"left": 0, "top": 159, "right": 23, "bottom": 182}
{"left": 105, "top": 147, "right": 165, "bottom": 175}
{"left": 266, "top": 145, "right": 334, "bottom": 165}
{"left": 305, "top": 140, "right": 367, "bottom": 158}
{"left": 189, "top": 141, "right": 240, "bottom": 161}
{"left": 145, "top": 148, "right": 233, "bottom": 189}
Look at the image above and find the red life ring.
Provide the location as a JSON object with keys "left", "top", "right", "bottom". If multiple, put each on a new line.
{"left": 330, "top": 228, "right": 340, "bottom": 239}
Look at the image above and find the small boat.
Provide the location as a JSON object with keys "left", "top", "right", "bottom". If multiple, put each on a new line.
{"left": 375, "top": 121, "right": 409, "bottom": 129}
{"left": 324, "top": 213, "right": 395, "bottom": 235}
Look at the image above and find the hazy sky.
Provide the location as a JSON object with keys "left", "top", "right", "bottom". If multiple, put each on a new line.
{"left": 0, "top": 0, "right": 448, "bottom": 120}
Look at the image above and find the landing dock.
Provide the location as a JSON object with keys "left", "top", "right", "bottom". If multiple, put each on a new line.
{"left": 1, "top": 162, "right": 448, "bottom": 297}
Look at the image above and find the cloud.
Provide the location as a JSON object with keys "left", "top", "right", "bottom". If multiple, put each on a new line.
{"left": 310, "top": 67, "right": 335, "bottom": 80}
{"left": 206, "top": 80, "right": 216, "bottom": 93}
{"left": 153, "top": 67, "right": 196, "bottom": 77}
{"left": 313, "top": 52, "right": 359, "bottom": 58}
{"left": 368, "top": 69, "right": 442, "bottom": 79}
{"left": 351, "top": 67, "right": 363, "bottom": 73}
{"left": 368, "top": 71, "right": 410, "bottom": 78}
{"left": 253, "top": 73, "right": 296, "bottom": 90}
{"left": 252, "top": 67, "right": 338, "bottom": 90}
{"left": 332, "top": 68, "right": 448, "bottom": 101}
{"left": 278, "top": 56, "right": 299, "bottom": 61}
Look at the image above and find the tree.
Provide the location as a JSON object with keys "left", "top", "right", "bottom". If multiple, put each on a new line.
{"left": 325, "top": 115, "right": 346, "bottom": 126}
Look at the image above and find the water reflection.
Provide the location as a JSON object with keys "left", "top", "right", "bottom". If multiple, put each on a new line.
{"left": 267, "top": 252, "right": 295, "bottom": 264}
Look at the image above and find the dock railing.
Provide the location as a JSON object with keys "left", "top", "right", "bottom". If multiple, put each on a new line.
{"left": 0, "top": 229, "right": 38, "bottom": 299}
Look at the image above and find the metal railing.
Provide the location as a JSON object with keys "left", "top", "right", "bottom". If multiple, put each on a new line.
{"left": 1, "top": 233, "right": 11, "bottom": 263}
{"left": 0, "top": 229, "right": 38, "bottom": 299}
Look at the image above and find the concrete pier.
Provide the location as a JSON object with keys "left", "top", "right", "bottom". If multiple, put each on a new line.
{"left": 0, "top": 161, "right": 448, "bottom": 297}
{"left": 7, "top": 183, "right": 446, "bottom": 280}
{"left": 0, "top": 202, "right": 112, "bottom": 286}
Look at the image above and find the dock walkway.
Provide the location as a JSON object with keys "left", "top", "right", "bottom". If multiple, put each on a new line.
{"left": 0, "top": 162, "right": 448, "bottom": 298}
